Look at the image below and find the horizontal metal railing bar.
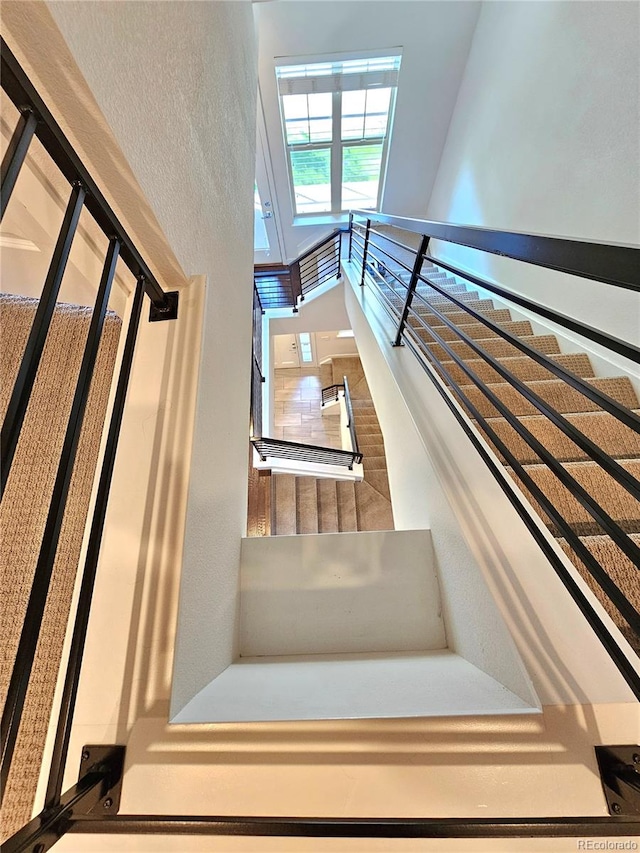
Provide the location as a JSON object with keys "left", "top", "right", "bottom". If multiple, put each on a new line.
{"left": 1, "top": 39, "right": 169, "bottom": 307}
{"left": 407, "top": 287, "right": 640, "bottom": 497}
{"left": 368, "top": 225, "right": 427, "bottom": 258}
{"left": 424, "top": 255, "right": 640, "bottom": 364}
{"left": 365, "top": 236, "right": 416, "bottom": 276}
{"left": 403, "top": 303, "right": 640, "bottom": 595}
{"left": 298, "top": 243, "right": 339, "bottom": 269}
{"left": 351, "top": 209, "right": 640, "bottom": 291}
{"left": 369, "top": 265, "right": 410, "bottom": 297}
{"left": 350, "top": 248, "right": 365, "bottom": 267}
{"left": 363, "top": 272, "right": 410, "bottom": 329}
{"left": 399, "top": 330, "right": 640, "bottom": 699}
{"left": 67, "top": 815, "right": 640, "bottom": 839}
{"left": 299, "top": 246, "right": 338, "bottom": 266}
{"left": 350, "top": 234, "right": 366, "bottom": 253}
{"left": 252, "top": 438, "right": 361, "bottom": 466}
{"left": 413, "top": 270, "right": 640, "bottom": 434}
{"left": 296, "top": 229, "right": 343, "bottom": 264}
{"left": 299, "top": 261, "right": 339, "bottom": 282}
{"left": 300, "top": 256, "right": 339, "bottom": 279}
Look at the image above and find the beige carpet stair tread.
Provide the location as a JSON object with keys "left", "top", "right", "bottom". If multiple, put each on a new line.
{"left": 296, "top": 477, "right": 318, "bottom": 534}
{"left": 317, "top": 478, "right": 340, "bottom": 533}
{"left": 358, "top": 443, "right": 386, "bottom": 457}
{"left": 354, "top": 479, "right": 394, "bottom": 530}
{"left": 417, "top": 296, "right": 496, "bottom": 314}
{"left": 508, "top": 459, "right": 640, "bottom": 536}
{"left": 441, "top": 353, "right": 595, "bottom": 386}
{"left": 556, "top": 534, "right": 640, "bottom": 653}
{"left": 479, "top": 410, "right": 640, "bottom": 465}
{"left": 273, "top": 474, "right": 297, "bottom": 535}
{"left": 409, "top": 317, "right": 534, "bottom": 343}
{"left": 458, "top": 376, "right": 639, "bottom": 419}
{"left": 336, "top": 480, "right": 358, "bottom": 532}
{"left": 363, "top": 455, "right": 388, "bottom": 471}
{"left": 412, "top": 307, "right": 513, "bottom": 327}
{"left": 417, "top": 288, "right": 483, "bottom": 306}
{"left": 424, "top": 334, "right": 561, "bottom": 363}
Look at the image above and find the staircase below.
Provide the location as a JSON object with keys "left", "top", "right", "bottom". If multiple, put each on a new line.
{"left": 271, "top": 356, "right": 394, "bottom": 535}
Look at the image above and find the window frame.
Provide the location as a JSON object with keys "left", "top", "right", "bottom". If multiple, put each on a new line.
{"left": 275, "top": 54, "right": 401, "bottom": 220}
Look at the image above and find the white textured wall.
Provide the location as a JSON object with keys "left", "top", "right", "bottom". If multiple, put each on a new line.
{"left": 256, "top": 1, "right": 481, "bottom": 260}
{"left": 427, "top": 1, "right": 640, "bottom": 350}
{"left": 42, "top": 0, "right": 258, "bottom": 715}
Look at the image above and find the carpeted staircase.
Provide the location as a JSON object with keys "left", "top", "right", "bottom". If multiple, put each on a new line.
{"left": 271, "top": 356, "right": 394, "bottom": 535}
{"left": 376, "top": 264, "right": 640, "bottom": 652}
{"left": 0, "top": 293, "right": 121, "bottom": 839}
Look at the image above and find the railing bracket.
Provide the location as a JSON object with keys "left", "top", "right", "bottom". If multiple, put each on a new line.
{"left": 149, "top": 291, "right": 179, "bottom": 322}
{"left": 3, "top": 746, "right": 126, "bottom": 853}
{"left": 391, "top": 340, "right": 405, "bottom": 347}
{"left": 595, "top": 745, "right": 640, "bottom": 816}
{"left": 76, "top": 744, "right": 126, "bottom": 817}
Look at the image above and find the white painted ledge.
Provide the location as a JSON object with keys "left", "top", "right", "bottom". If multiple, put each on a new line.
{"left": 172, "top": 650, "right": 540, "bottom": 723}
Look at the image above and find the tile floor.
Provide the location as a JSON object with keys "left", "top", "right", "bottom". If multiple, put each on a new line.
{"left": 272, "top": 367, "right": 341, "bottom": 448}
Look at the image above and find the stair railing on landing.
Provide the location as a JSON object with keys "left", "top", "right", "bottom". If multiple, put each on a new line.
{"left": 254, "top": 228, "right": 343, "bottom": 311}
{"left": 349, "top": 208, "right": 640, "bottom": 700}
{"left": 321, "top": 374, "right": 361, "bottom": 460}
{"left": 251, "top": 367, "right": 363, "bottom": 470}
{"left": 0, "top": 38, "right": 178, "bottom": 824}
{"left": 251, "top": 435, "right": 362, "bottom": 471}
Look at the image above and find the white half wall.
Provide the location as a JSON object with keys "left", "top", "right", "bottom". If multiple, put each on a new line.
{"left": 426, "top": 1, "right": 640, "bottom": 349}
{"left": 240, "top": 530, "right": 445, "bottom": 657}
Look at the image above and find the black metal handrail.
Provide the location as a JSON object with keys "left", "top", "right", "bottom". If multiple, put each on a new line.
{"left": 350, "top": 208, "right": 640, "bottom": 291}
{"left": 252, "top": 436, "right": 362, "bottom": 470}
{"left": 254, "top": 229, "right": 343, "bottom": 310}
{"left": 321, "top": 376, "right": 360, "bottom": 457}
{"left": 0, "top": 42, "right": 176, "bottom": 812}
{"left": 349, "top": 211, "right": 640, "bottom": 699}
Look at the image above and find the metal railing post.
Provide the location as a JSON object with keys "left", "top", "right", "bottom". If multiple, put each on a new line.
{"left": 348, "top": 213, "right": 353, "bottom": 262}
{"left": 393, "top": 234, "right": 430, "bottom": 347}
{"left": 1, "top": 182, "right": 86, "bottom": 496}
{"left": 1, "top": 107, "right": 38, "bottom": 220}
{"left": 359, "top": 219, "right": 371, "bottom": 286}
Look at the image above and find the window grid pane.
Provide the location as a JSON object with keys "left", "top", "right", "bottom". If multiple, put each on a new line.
{"left": 290, "top": 148, "right": 332, "bottom": 214}
{"left": 341, "top": 144, "right": 383, "bottom": 210}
